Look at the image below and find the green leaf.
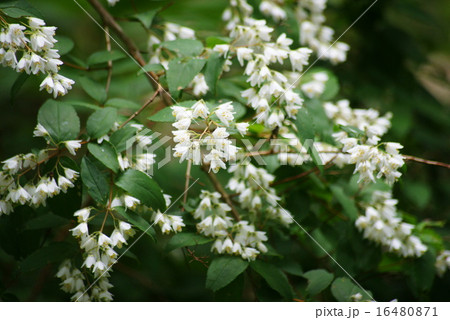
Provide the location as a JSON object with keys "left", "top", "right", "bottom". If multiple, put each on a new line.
{"left": 54, "top": 36, "right": 74, "bottom": 56}
{"left": 87, "top": 141, "right": 119, "bottom": 173}
{"left": 330, "top": 185, "right": 359, "bottom": 221}
{"left": 37, "top": 100, "right": 80, "bottom": 143}
{"left": 302, "top": 269, "right": 334, "bottom": 296}
{"left": 105, "top": 98, "right": 141, "bottom": 111}
{"left": 19, "top": 242, "right": 77, "bottom": 272}
{"left": 251, "top": 260, "right": 293, "bottom": 299}
{"left": 204, "top": 52, "right": 224, "bottom": 95}
{"left": 115, "top": 169, "right": 166, "bottom": 211}
{"left": 331, "top": 277, "right": 372, "bottom": 302}
{"left": 87, "top": 50, "right": 126, "bottom": 65}
{"left": 86, "top": 107, "right": 117, "bottom": 139}
{"left": 206, "top": 256, "right": 249, "bottom": 292}
{"left": 295, "top": 108, "right": 323, "bottom": 168}
{"left": 166, "top": 232, "right": 213, "bottom": 252}
{"left": 77, "top": 77, "right": 107, "bottom": 104}
{"left": 160, "top": 39, "right": 204, "bottom": 57}
{"left": 25, "top": 213, "right": 69, "bottom": 230}
{"left": 0, "top": 0, "right": 42, "bottom": 18}
{"left": 406, "top": 250, "right": 436, "bottom": 297}
{"left": 114, "top": 207, "right": 155, "bottom": 240}
{"left": 148, "top": 107, "right": 175, "bottom": 122}
{"left": 133, "top": 8, "right": 159, "bottom": 29}
{"left": 109, "top": 125, "right": 139, "bottom": 152}
{"left": 68, "top": 100, "right": 101, "bottom": 112}
{"left": 80, "top": 156, "right": 110, "bottom": 205}
{"left": 167, "top": 57, "right": 206, "bottom": 96}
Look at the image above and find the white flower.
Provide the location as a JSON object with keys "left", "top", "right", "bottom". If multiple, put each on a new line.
{"left": 192, "top": 100, "right": 209, "bottom": 119}
{"left": 236, "top": 122, "right": 249, "bottom": 136}
{"left": 33, "top": 123, "right": 49, "bottom": 137}
{"left": 70, "top": 222, "right": 88, "bottom": 237}
{"left": 215, "top": 101, "right": 235, "bottom": 126}
{"left": 74, "top": 208, "right": 92, "bottom": 222}
{"left": 191, "top": 74, "right": 209, "bottom": 96}
{"left": 213, "top": 44, "right": 230, "bottom": 57}
{"left": 64, "top": 168, "right": 79, "bottom": 181}
{"left": 236, "top": 47, "right": 253, "bottom": 66}
{"left": 65, "top": 140, "right": 82, "bottom": 156}
{"left": 124, "top": 195, "right": 140, "bottom": 209}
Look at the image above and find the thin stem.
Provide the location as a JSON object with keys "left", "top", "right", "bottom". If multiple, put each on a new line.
{"left": 118, "top": 86, "right": 161, "bottom": 129}
{"left": 403, "top": 154, "right": 450, "bottom": 169}
{"left": 182, "top": 160, "right": 192, "bottom": 206}
{"left": 201, "top": 164, "right": 241, "bottom": 221}
{"left": 272, "top": 157, "right": 336, "bottom": 186}
{"left": 104, "top": 25, "right": 113, "bottom": 94}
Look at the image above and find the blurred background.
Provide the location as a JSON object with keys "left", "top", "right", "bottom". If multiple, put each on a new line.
{"left": 0, "top": 0, "right": 449, "bottom": 301}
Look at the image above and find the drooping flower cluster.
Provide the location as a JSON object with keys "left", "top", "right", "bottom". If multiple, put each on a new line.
{"left": 301, "top": 71, "right": 329, "bottom": 98}
{"left": 0, "top": 16, "right": 74, "bottom": 97}
{"left": 228, "top": 162, "right": 294, "bottom": 225}
{"left": 218, "top": 7, "right": 313, "bottom": 127}
{"left": 67, "top": 207, "right": 136, "bottom": 301}
{"left": 295, "top": 0, "right": 350, "bottom": 64}
{"left": 113, "top": 124, "right": 156, "bottom": 174}
{"left": 171, "top": 100, "right": 248, "bottom": 173}
{"left": 193, "top": 190, "right": 267, "bottom": 261}
{"left": 152, "top": 194, "right": 185, "bottom": 234}
{"left": 355, "top": 191, "right": 427, "bottom": 258}
{"left": 435, "top": 250, "right": 450, "bottom": 277}
{"left": 324, "top": 100, "right": 405, "bottom": 184}
{"left": 0, "top": 150, "right": 79, "bottom": 215}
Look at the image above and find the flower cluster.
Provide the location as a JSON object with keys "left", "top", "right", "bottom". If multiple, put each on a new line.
{"left": 323, "top": 100, "right": 405, "bottom": 184}
{"left": 259, "top": 0, "right": 287, "bottom": 22}
{"left": 171, "top": 100, "right": 248, "bottom": 173}
{"left": 193, "top": 190, "right": 267, "bottom": 261}
{"left": 217, "top": 9, "right": 313, "bottom": 127}
{"left": 435, "top": 250, "right": 450, "bottom": 277}
{"left": 295, "top": 0, "right": 350, "bottom": 63}
{"left": 355, "top": 191, "right": 427, "bottom": 258}
{"left": 228, "top": 162, "right": 293, "bottom": 225}
{"left": 152, "top": 194, "right": 185, "bottom": 234}
{"left": 113, "top": 124, "right": 156, "bottom": 173}
{"left": 0, "top": 151, "right": 79, "bottom": 215}
{"left": 301, "top": 71, "right": 329, "bottom": 98}
{"left": 0, "top": 16, "right": 74, "bottom": 97}
{"left": 68, "top": 207, "right": 136, "bottom": 301}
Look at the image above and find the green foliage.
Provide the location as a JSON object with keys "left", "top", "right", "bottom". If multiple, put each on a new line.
{"left": 87, "top": 142, "right": 120, "bottom": 173}
{"left": 86, "top": 107, "right": 117, "bottom": 139}
{"left": 167, "top": 57, "right": 206, "bottom": 96}
{"left": 37, "top": 100, "right": 80, "bottom": 143}
{"left": 80, "top": 156, "right": 110, "bottom": 205}
{"left": 302, "top": 269, "right": 334, "bottom": 296}
{"left": 115, "top": 169, "right": 166, "bottom": 211}
{"left": 206, "top": 256, "right": 249, "bottom": 292}
{"left": 166, "top": 232, "right": 213, "bottom": 252}
{"left": 250, "top": 260, "right": 293, "bottom": 300}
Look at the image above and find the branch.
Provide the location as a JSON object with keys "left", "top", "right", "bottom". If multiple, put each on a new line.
{"left": 87, "top": 0, "right": 172, "bottom": 105}
{"left": 201, "top": 164, "right": 241, "bottom": 221}
{"left": 403, "top": 155, "right": 450, "bottom": 169}
{"left": 118, "top": 86, "right": 161, "bottom": 129}
{"left": 183, "top": 160, "right": 192, "bottom": 206}
{"left": 272, "top": 158, "right": 336, "bottom": 186}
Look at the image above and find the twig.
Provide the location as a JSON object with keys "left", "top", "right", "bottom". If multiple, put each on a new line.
{"left": 403, "top": 155, "right": 450, "bottom": 169}
{"left": 118, "top": 87, "right": 161, "bottom": 129}
{"left": 201, "top": 164, "right": 241, "bottom": 221}
{"left": 182, "top": 160, "right": 192, "bottom": 206}
{"left": 104, "top": 25, "right": 113, "bottom": 93}
{"left": 86, "top": 0, "right": 161, "bottom": 92}
{"left": 272, "top": 158, "right": 336, "bottom": 186}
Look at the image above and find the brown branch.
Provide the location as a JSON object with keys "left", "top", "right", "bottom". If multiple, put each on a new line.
{"left": 86, "top": 0, "right": 166, "bottom": 96}
{"left": 272, "top": 158, "right": 336, "bottom": 186}
{"left": 403, "top": 154, "right": 450, "bottom": 169}
{"left": 182, "top": 160, "right": 192, "bottom": 206}
{"left": 201, "top": 164, "right": 241, "bottom": 221}
{"left": 118, "top": 86, "right": 161, "bottom": 129}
